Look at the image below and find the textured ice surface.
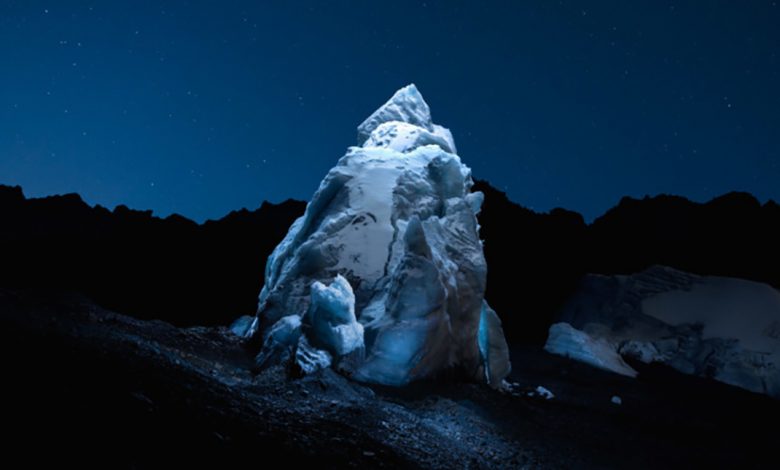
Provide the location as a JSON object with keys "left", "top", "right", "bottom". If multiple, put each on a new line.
{"left": 229, "top": 315, "right": 254, "bottom": 337}
{"left": 478, "top": 302, "right": 512, "bottom": 385}
{"left": 306, "top": 275, "right": 364, "bottom": 357}
{"left": 248, "top": 84, "right": 510, "bottom": 387}
{"left": 553, "top": 266, "right": 780, "bottom": 398}
{"left": 254, "top": 314, "right": 302, "bottom": 370}
{"left": 545, "top": 323, "right": 638, "bottom": 378}
{"left": 295, "top": 336, "right": 332, "bottom": 375}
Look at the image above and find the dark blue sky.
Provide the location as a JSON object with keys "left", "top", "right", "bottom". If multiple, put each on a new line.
{"left": 1, "top": 1, "right": 778, "bottom": 221}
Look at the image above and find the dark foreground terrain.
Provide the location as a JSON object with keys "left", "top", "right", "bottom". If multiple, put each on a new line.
{"left": 2, "top": 288, "right": 777, "bottom": 469}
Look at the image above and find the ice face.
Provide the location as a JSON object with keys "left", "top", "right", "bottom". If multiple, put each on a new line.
{"left": 254, "top": 314, "right": 302, "bottom": 370}
{"left": 478, "top": 302, "right": 512, "bottom": 386}
{"left": 306, "top": 275, "right": 364, "bottom": 357}
{"left": 357, "top": 84, "right": 434, "bottom": 145}
{"left": 248, "top": 84, "right": 510, "bottom": 387}
{"left": 551, "top": 266, "right": 780, "bottom": 398}
{"left": 544, "top": 323, "right": 638, "bottom": 378}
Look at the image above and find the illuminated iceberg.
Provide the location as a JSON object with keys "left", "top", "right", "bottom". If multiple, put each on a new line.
{"left": 242, "top": 84, "right": 510, "bottom": 387}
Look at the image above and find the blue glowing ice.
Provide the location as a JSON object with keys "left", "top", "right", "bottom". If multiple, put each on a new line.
{"left": 306, "top": 275, "right": 364, "bottom": 357}
{"left": 243, "top": 84, "right": 510, "bottom": 387}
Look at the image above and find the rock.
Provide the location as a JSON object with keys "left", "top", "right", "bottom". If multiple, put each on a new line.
{"left": 248, "top": 84, "right": 510, "bottom": 387}
{"left": 611, "top": 395, "right": 622, "bottom": 405}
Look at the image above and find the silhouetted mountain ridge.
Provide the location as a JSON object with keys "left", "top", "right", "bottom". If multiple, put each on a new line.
{"left": 0, "top": 184, "right": 306, "bottom": 327}
{"left": 2, "top": 182, "right": 778, "bottom": 345}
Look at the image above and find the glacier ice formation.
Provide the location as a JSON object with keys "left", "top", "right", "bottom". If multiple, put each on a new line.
{"left": 240, "top": 84, "right": 510, "bottom": 387}
{"left": 544, "top": 323, "right": 638, "bottom": 378}
{"left": 546, "top": 266, "right": 780, "bottom": 398}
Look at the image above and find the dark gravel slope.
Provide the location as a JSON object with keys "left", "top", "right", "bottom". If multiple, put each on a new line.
{"left": 2, "top": 288, "right": 777, "bottom": 468}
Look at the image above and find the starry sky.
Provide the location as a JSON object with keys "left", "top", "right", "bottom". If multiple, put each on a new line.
{"left": 1, "top": 1, "right": 778, "bottom": 221}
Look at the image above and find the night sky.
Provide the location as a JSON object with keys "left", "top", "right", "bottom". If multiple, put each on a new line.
{"left": 1, "top": 1, "right": 778, "bottom": 222}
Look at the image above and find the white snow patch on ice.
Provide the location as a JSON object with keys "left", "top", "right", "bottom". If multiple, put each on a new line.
{"left": 643, "top": 276, "right": 780, "bottom": 354}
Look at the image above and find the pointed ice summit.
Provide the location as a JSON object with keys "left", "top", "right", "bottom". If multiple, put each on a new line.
{"left": 239, "top": 84, "right": 510, "bottom": 387}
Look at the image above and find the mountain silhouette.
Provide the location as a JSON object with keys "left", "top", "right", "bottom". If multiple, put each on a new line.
{"left": 0, "top": 184, "right": 305, "bottom": 327}
{"left": 2, "top": 182, "right": 778, "bottom": 345}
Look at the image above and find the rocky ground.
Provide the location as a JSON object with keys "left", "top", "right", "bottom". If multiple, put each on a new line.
{"left": 2, "top": 288, "right": 777, "bottom": 468}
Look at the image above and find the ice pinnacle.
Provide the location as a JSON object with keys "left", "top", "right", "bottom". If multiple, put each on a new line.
{"left": 240, "top": 84, "right": 511, "bottom": 388}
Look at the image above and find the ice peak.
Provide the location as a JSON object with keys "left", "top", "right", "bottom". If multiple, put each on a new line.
{"left": 247, "top": 85, "right": 506, "bottom": 387}
{"left": 357, "top": 84, "right": 434, "bottom": 145}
